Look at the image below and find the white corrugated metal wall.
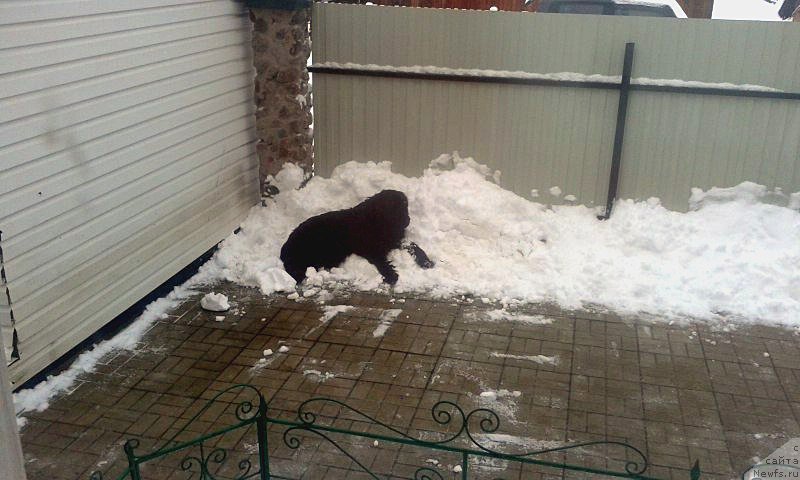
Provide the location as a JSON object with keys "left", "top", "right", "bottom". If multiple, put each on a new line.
{"left": 0, "top": 0, "right": 260, "bottom": 385}
{"left": 311, "top": 4, "right": 800, "bottom": 211}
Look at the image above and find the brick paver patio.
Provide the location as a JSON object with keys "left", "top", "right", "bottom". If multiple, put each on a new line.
{"left": 17, "top": 282, "right": 800, "bottom": 479}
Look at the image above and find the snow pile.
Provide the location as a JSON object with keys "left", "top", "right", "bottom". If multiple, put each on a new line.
{"left": 200, "top": 292, "right": 229, "bottom": 312}
{"left": 200, "top": 153, "right": 800, "bottom": 325}
{"left": 14, "top": 286, "right": 195, "bottom": 414}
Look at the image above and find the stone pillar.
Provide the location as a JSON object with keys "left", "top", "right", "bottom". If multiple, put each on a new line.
{"left": 0, "top": 327, "right": 26, "bottom": 480}
{"left": 248, "top": 1, "right": 313, "bottom": 188}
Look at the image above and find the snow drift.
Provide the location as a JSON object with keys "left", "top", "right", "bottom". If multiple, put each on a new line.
{"left": 199, "top": 153, "right": 800, "bottom": 326}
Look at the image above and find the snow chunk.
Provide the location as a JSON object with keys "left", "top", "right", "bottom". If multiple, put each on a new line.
{"left": 263, "top": 349, "right": 273, "bottom": 356}
{"left": 201, "top": 292, "right": 230, "bottom": 312}
{"left": 549, "top": 186, "right": 562, "bottom": 197}
{"left": 278, "top": 345, "right": 290, "bottom": 353}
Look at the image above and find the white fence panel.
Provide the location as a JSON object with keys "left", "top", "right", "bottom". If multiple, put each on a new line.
{"left": 312, "top": 3, "right": 800, "bottom": 211}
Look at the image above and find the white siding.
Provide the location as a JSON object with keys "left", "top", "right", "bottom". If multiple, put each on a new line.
{"left": 312, "top": 3, "right": 800, "bottom": 211}
{"left": 0, "top": 0, "right": 260, "bottom": 384}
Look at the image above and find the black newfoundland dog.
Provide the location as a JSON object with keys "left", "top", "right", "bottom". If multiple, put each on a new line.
{"left": 280, "top": 190, "right": 434, "bottom": 285}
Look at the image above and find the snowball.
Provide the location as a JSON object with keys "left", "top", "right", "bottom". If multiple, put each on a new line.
{"left": 278, "top": 346, "right": 290, "bottom": 353}
{"left": 201, "top": 292, "right": 230, "bottom": 312}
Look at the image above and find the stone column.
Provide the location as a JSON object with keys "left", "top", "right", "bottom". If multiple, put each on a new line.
{"left": 248, "top": 1, "right": 313, "bottom": 188}
{"left": 0, "top": 327, "right": 26, "bottom": 480}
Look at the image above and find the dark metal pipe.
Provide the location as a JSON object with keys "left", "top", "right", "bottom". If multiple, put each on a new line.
{"left": 602, "top": 42, "right": 635, "bottom": 220}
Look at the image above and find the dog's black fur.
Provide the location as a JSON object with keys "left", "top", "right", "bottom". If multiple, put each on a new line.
{"left": 280, "top": 190, "right": 434, "bottom": 285}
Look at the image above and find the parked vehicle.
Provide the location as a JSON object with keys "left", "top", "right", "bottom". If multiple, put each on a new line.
{"left": 535, "top": 0, "right": 688, "bottom": 17}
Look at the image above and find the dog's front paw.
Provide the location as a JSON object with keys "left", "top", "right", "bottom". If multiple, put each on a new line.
{"left": 405, "top": 242, "right": 435, "bottom": 269}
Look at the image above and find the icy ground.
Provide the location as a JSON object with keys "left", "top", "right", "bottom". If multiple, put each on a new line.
{"left": 200, "top": 153, "right": 800, "bottom": 326}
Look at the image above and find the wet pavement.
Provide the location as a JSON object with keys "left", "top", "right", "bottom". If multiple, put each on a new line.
{"left": 17, "top": 282, "right": 800, "bottom": 479}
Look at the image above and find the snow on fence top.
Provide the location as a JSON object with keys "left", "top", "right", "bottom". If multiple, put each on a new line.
{"left": 312, "top": 62, "right": 784, "bottom": 93}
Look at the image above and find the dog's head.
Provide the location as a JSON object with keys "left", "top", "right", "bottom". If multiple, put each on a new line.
{"left": 355, "top": 189, "right": 410, "bottom": 234}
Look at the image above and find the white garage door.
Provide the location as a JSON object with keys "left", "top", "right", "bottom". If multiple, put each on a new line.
{"left": 0, "top": 0, "right": 260, "bottom": 385}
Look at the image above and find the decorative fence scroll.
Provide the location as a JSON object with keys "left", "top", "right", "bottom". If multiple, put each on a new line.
{"left": 90, "top": 384, "right": 701, "bottom": 480}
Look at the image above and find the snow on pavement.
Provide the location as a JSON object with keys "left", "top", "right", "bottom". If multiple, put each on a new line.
{"left": 199, "top": 153, "right": 800, "bottom": 326}
{"left": 491, "top": 352, "right": 559, "bottom": 365}
{"left": 372, "top": 309, "right": 403, "bottom": 337}
{"left": 319, "top": 305, "right": 355, "bottom": 322}
{"left": 469, "top": 309, "right": 554, "bottom": 325}
{"left": 13, "top": 285, "right": 196, "bottom": 416}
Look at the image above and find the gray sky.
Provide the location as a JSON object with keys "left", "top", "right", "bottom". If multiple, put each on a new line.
{"left": 711, "top": 0, "right": 784, "bottom": 20}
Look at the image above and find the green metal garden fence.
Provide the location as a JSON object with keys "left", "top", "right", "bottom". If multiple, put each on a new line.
{"left": 90, "top": 384, "right": 701, "bottom": 480}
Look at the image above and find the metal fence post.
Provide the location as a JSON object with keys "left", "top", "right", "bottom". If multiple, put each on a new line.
{"left": 257, "top": 404, "right": 270, "bottom": 479}
{"left": 601, "top": 42, "right": 635, "bottom": 220}
{"left": 123, "top": 441, "right": 142, "bottom": 480}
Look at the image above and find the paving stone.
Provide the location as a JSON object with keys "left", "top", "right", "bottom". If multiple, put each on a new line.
{"left": 16, "top": 282, "right": 799, "bottom": 479}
